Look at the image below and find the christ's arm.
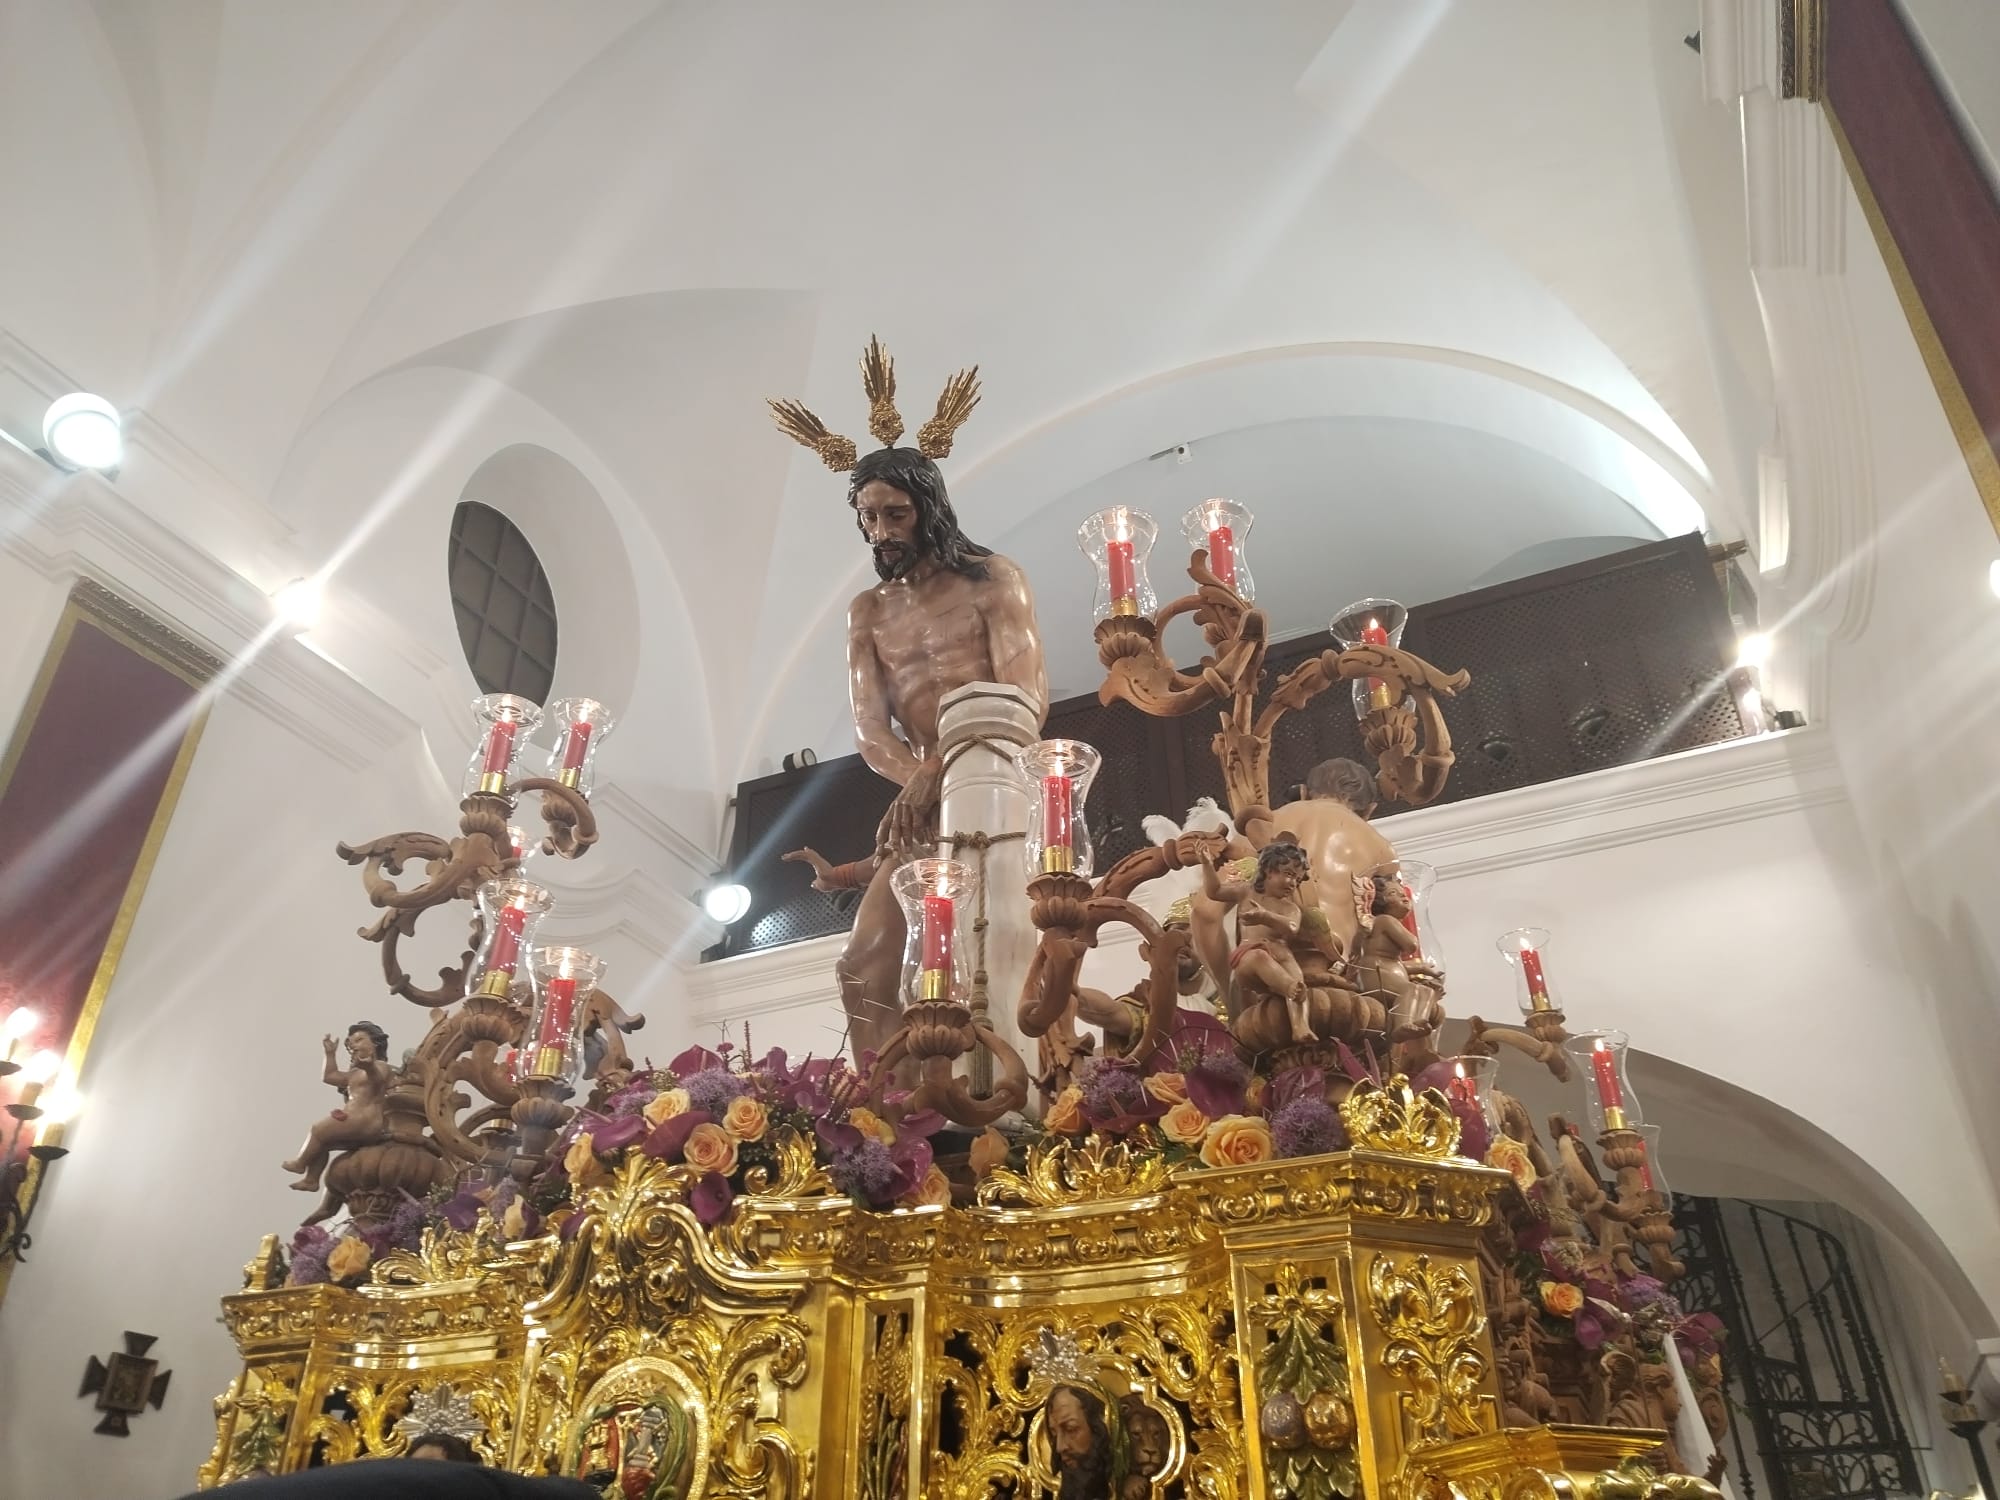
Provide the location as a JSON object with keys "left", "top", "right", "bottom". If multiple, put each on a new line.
{"left": 847, "top": 591, "right": 924, "bottom": 786}
{"left": 980, "top": 556, "right": 1048, "bottom": 725}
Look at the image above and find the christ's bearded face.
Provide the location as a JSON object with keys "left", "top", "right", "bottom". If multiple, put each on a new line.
{"left": 854, "top": 479, "right": 922, "bottom": 580}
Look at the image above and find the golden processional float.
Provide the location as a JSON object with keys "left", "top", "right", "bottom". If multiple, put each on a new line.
{"left": 203, "top": 368, "right": 1729, "bottom": 1500}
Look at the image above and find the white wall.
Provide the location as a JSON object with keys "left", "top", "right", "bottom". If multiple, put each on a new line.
{"left": 0, "top": 442, "right": 712, "bottom": 1496}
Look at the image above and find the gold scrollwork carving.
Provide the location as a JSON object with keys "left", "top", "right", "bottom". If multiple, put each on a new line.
{"left": 1368, "top": 1253, "right": 1491, "bottom": 1450}
{"left": 975, "top": 1132, "right": 1175, "bottom": 1209}
{"left": 1342, "top": 1075, "right": 1463, "bottom": 1160}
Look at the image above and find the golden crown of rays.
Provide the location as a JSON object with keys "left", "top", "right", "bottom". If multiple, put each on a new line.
{"left": 768, "top": 335, "right": 982, "bottom": 472}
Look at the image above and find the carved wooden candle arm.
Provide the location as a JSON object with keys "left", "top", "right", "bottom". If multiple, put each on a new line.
{"left": 1018, "top": 831, "right": 1228, "bottom": 1082}
{"left": 340, "top": 782, "right": 601, "bottom": 1010}
{"left": 1093, "top": 550, "right": 1470, "bottom": 816}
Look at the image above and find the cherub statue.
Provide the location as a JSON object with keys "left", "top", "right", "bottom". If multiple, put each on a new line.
{"left": 282, "top": 1021, "right": 393, "bottom": 1192}
{"left": 1199, "top": 840, "right": 1334, "bottom": 1043}
{"left": 1351, "top": 873, "right": 1442, "bottom": 1041}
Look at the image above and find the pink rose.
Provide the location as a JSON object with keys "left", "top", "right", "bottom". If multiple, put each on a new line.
{"left": 1199, "top": 1114, "right": 1275, "bottom": 1168}
{"left": 722, "top": 1095, "right": 769, "bottom": 1143}
{"left": 1143, "top": 1071, "right": 1189, "bottom": 1105}
{"left": 682, "top": 1122, "right": 740, "bottom": 1177}
{"left": 1161, "top": 1100, "right": 1210, "bottom": 1146}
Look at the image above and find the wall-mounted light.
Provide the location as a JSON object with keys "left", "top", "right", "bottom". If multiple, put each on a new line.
{"left": 781, "top": 749, "right": 818, "bottom": 773}
{"left": 1733, "top": 632, "right": 1772, "bottom": 670}
{"left": 1988, "top": 560, "right": 2000, "bottom": 600}
{"left": 702, "top": 883, "right": 752, "bottom": 924}
{"left": 41, "top": 393, "right": 123, "bottom": 473}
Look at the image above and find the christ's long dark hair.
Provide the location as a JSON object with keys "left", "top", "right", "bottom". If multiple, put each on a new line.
{"left": 1048, "top": 1385, "right": 1115, "bottom": 1500}
{"left": 848, "top": 447, "right": 993, "bottom": 580}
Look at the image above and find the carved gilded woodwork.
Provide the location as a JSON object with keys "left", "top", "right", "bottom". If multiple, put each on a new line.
{"left": 207, "top": 1132, "right": 1717, "bottom": 1499}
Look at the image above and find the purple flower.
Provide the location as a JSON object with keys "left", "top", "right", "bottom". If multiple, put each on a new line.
{"left": 437, "top": 1183, "right": 489, "bottom": 1232}
{"left": 691, "top": 1172, "right": 735, "bottom": 1225}
{"left": 669, "top": 1044, "right": 725, "bottom": 1076}
{"left": 287, "top": 1224, "right": 333, "bottom": 1286}
{"left": 1185, "top": 1052, "right": 1250, "bottom": 1117}
{"left": 828, "top": 1140, "right": 900, "bottom": 1205}
{"left": 683, "top": 1066, "right": 750, "bottom": 1118}
{"left": 1271, "top": 1096, "right": 1348, "bottom": 1158}
{"left": 1079, "top": 1061, "right": 1163, "bottom": 1131}
{"left": 589, "top": 1113, "right": 648, "bottom": 1156}
{"left": 601, "top": 1076, "right": 663, "bottom": 1117}
{"left": 896, "top": 1108, "right": 947, "bottom": 1140}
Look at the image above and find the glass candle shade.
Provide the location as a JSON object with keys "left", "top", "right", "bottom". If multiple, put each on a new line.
{"left": 517, "top": 946, "right": 605, "bottom": 1086}
{"left": 1369, "top": 860, "right": 1442, "bottom": 976}
{"left": 463, "top": 694, "right": 544, "bottom": 798}
{"left": 507, "top": 825, "right": 536, "bottom": 867}
{"left": 470, "top": 878, "right": 554, "bottom": 1003}
{"left": 891, "top": 858, "right": 975, "bottom": 1006}
{"left": 1330, "top": 597, "right": 1410, "bottom": 721}
{"left": 544, "top": 697, "right": 616, "bottom": 796}
{"left": 1077, "top": 507, "right": 1159, "bottom": 622}
{"left": 1016, "top": 738, "right": 1103, "bottom": 878}
{"left": 1180, "top": 498, "right": 1255, "bottom": 601}
{"left": 1496, "top": 927, "right": 1559, "bottom": 1014}
{"left": 1633, "top": 1123, "right": 1668, "bottom": 1200}
{"left": 1563, "top": 1029, "right": 1642, "bottom": 1135}
{"left": 1441, "top": 1054, "right": 1502, "bottom": 1154}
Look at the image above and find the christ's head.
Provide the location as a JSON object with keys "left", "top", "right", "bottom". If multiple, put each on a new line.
{"left": 849, "top": 447, "right": 992, "bottom": 582}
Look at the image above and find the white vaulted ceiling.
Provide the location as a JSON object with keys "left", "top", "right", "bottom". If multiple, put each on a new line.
{"left": 0, "top": 0, "right": 1769, "bottom": 864}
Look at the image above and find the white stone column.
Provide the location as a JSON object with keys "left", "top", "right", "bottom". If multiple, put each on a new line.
{"left": 934, "top": 681, "right": 1040, "bottom": 1109}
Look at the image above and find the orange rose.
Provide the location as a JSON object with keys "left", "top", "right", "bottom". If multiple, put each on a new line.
{"left": 722, "top": 1095, "right": 769, "bottom": 1142}
{"left": 1486, "top": 1137, "right": 1536, "bottom": 1190}
{"left": 1042, "top": 1086, "right": 1086, "bottom": 1136}
{"left": 564, "top": 1131, "right": 608, "bottom": 1187}
{"left": 969, "top": 1127, "right": 1011, "bottom": 1178}
{"left": 1244, "top": 1076, "right": 1269, "bottom": 1110}
{"left": 682, "top": 1121, "right": 740, "bottom": 1176}
{"left": 642, "top": 1088, "right": 691, "bottom": 1127}
{"left": 901, "top": 1164, "right": 953, "bottom": 1209}
{"left": 1161, "top": 1100, "right": 1210, "bottom": 1146}
{"left": 847, "top": 1107, "right": 898, "bottom": 1146}
{"left": 501, "top": 1198, "right": 530, "bottom": 1240}
{"left": 326, "top": 1236, "right": 372, "bottom": 1282}
{"left": 1143, "top": 1072, "right": 1188, "bottom": 1105}
{"left": 1540, "top": 1281, "right": 1584, "bottom": 1317}
{"left": 1199, "top": 1114, "right": 1275, "bottom": 1169}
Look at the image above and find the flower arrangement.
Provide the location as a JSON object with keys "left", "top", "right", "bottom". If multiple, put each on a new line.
{"left": 284, "top": 1013, "right": 1511, "bottom": 1285}
{"left": 1513, "top": 1219, "right": 1723, "bottom": 1367}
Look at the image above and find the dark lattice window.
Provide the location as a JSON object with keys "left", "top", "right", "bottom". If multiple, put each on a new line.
{"left": 447, "top": 501, "right": 558, "bottom": 703}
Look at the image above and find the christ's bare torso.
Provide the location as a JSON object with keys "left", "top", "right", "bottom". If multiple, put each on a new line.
{"left": 848, "top": 553, "right": 1045, "bottom": 782}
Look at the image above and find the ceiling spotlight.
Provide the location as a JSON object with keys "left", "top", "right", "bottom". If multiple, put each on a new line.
{"left": 1989, "top": 559, "right": 2000, "bottom": 600}
{"left": 1734, "top": 632, "right": 1772, "bottom": 669}
{"left": 41, "top": 393, "right": 123, "bottom": 472}
{"left": 274, "top": 576, "right": 324, "bottom": 630}
{"left": 703, "top": 883, "right": 752, "bottom": 925}
{"left": 782, "top": 748, "right": 819, "bottom": 773}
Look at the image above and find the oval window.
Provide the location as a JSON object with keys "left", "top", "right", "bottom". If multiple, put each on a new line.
{"left": 446, "top": 500, "right": 559, "bottom": 703}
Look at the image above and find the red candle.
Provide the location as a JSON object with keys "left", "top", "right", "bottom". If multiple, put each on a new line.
{"left": 480, "top": 905, "right": 527, "bottom": 995}
{"left": 1636, "top": 1144, "right": 1655, "bottom": 1192}
{"left": 1041, "top": 774, "right": 1074, "bottom": 873}
{"left": 1588, "top": 1040, "right": 1626, "bottom": 1129}
{"left": 919, "top": 893, "right": 954, "bottom": 998}
{"left": 1207, "top": 525, "right": 1236, "bottom": 589}
{"left": 539, "top": 976, "right": 578, "bottom": 1048}
{"left": 1361, "top": 617, "right": 1394, "bottom": 711}
{"left": 480, "top": 719, "right": 518, "bottom": 776}
{"left": 1106, "top": 540, "right": 1137, "bottom": 614}
{"left": 1518, "top": 947, "right": 1551, "bottom": 1010}
{"left": 558, "top": 721, "right": 592, "bottom": 773}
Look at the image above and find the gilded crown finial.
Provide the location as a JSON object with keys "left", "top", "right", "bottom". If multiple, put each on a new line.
{"left": 769, "top": 336, "right": 982, "bottom": 472}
